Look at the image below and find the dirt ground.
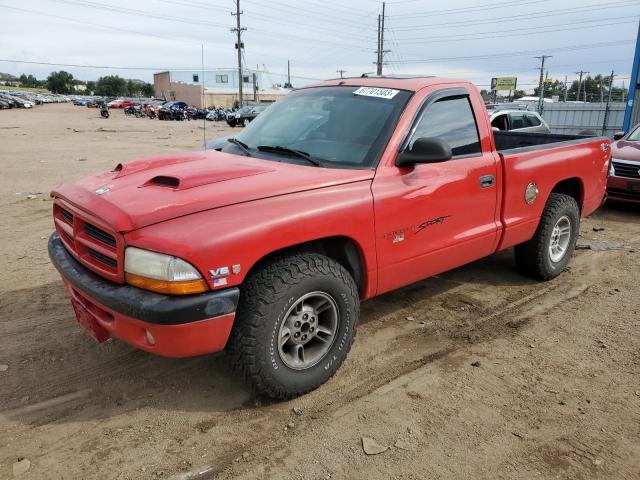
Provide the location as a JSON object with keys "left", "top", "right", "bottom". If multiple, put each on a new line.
{"left": 1, "top": 104, "right": 639, "bottom": 480}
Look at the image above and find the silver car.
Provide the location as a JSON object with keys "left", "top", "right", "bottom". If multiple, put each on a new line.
{"left": 490, "top": 110, "right": 550, "bottom": 133}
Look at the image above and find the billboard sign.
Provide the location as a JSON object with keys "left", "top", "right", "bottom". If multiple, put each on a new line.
{"left": 491, "top": 77, "right": 517, "bottom": 91}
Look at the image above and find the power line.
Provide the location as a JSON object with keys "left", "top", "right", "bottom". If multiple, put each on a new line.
{"left": 38, "top": 0, "right": 373, "bottom": 51}
{"left": 388, "top": 0, "right": 552, "bottom": 17}
{"left": 386, "top": 40, "right": 635, "bottom": 64}
{"left": 387, "top": 0, "right": 640, "bottom": 31}
{"left": 392, "top": 16, "right": 639, "bottom": 44}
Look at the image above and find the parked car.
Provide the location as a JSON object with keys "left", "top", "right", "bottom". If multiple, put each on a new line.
{"left": 108, "top": 98, "right": 135, "bottom": 109}
{"left": 490, "top": 110, "right": 550, "bottom": 133}
{"left": 0, "top": 98, "right": 10, "bottom": 109}
{"left": 607, "top": 124, "right": 640, "bottom": 203}
{"left": 226, "top": 104, "right": 269, "bottom": 127}
{"left": 0, "top": 94, "right": 30, "bottom": 108}
{"left": 48, "top": 77, "right": 609, "bottom": 399}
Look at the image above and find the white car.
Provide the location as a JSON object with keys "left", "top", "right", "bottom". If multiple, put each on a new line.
{"left": 490, "top": 110, "right": 550, "bottom": 134}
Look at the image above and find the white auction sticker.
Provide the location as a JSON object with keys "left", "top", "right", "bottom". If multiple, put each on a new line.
{"left": 353, "top": 87, "right": 399, "bottom": 99}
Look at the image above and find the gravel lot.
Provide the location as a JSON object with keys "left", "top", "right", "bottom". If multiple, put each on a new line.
{"left": 1, "top": 104, "right": 639, "bottom": 480}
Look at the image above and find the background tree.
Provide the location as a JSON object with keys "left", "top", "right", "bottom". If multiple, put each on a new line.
{"left": 85, "top": 80, "right": 96, "bottom": 94}
{"left": 140, "top": 82, "right": 154, "bottom": 97}
{"left": 95, "top": 75, "right": 127, "bottom": 96}
{"left": 46, "top": 70, "right": 74, "bottom": 93}
{"left": 563, "top": 74, "right": 627, "bottom": 102}
{"left": 19, "top": 74, "right": 43, "bottom": 88}
{"left": 533, "top": 79, "right": 566, "bottom": 100}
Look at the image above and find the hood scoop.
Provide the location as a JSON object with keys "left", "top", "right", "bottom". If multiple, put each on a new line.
{"left": 149, "top": 175, "right": 180, "bottom": 188}
{"left": 138, "top": 164, "right": 275, "bottom": 191}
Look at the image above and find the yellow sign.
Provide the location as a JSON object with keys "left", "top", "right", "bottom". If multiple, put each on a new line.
{"left": 544, "top": 77, "right": 554, "bottom": 84}
{"left": 492, "top": 77, "right": 517, "bottom": 90}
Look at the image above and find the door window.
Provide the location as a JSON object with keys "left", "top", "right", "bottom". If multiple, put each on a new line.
{"left": 525, "top": 113, "right": 542, "bottom": 127}
{"left": 509, "top": 113, "right": 527, "bottom": 129}
{"left": 491, "top": 114, "right": 508, "bottom": 131}
{"left": 411, "top": 96, "right": 481, "bottom": 157}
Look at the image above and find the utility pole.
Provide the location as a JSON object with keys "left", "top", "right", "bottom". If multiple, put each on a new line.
{"left": 252, "top": 72, "right": 257, "bottom": 102}
{"left": 563, "top": 75, "right": 568, "bottom": 102}
{"left": 375, "top": 2, "right": 388, "bottom": 75}
{"left": 336, "top": 69, "right": 347, "bottom": 79}
{"left": 231, "top": 0, "right": 246, "bottom": 107}
{"left": 376, "top": 14, "right": 381, "bottom": 75}
{"left": 602, "top": 70, "right": 615, "bottom": 135}
{"left": 574, "top": 70, "right": 588, "bottom": 102}
{"left": 535, "top": 55, "right": 551, "bottom": 114}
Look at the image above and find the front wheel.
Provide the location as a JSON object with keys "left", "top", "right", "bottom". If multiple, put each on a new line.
{"left": 514, "top": 192, "right": 580, "bottom": 280}
{"left": 227, "top": 253, "right": 359, "bottom": 399}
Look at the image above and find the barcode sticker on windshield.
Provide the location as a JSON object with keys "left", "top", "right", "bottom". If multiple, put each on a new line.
{"left": 353, "top": 87, "right": 399, "bottom": 99}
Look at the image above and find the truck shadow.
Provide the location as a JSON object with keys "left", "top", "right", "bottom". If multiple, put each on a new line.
{"left": 0, "top": 248, "right": 534, "bottom": 426}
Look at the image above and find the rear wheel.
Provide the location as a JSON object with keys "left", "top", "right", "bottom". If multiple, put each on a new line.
{"left": 227, "top": 252, "right": 359, "bottom": 399}
{"left": 514, "top": 193, "right": 580, "bottom": 280}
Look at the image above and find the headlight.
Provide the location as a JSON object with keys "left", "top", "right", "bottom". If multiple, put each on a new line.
{"left": 124, "top": 247, "right": 208, "bottom": 295}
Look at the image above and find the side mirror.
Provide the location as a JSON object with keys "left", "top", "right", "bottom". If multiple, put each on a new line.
{"left": 396, "top": 137, "right": 453, "bottom": 167}
{"left": 613, "top": 131, "right": 625, "bottom": 140}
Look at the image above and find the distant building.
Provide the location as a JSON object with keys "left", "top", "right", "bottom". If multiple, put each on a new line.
{"left": 153, "top": 69, "right": 289, "bottom": 108}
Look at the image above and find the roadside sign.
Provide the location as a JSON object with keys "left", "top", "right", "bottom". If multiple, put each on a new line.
{"left": 491, "top": 77, "right": 517, "bottom": 91}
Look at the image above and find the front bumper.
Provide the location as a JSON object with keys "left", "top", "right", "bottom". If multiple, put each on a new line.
{"left": 49, "top": 233, "right": 239, "bottom": 357}
{"left": 607, "top": 175, "right": 640, "bottom": 204}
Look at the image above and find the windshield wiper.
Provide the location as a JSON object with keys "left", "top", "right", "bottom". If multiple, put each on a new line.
{"left": 227, "top": 137, "right": 252, "bottom": 156}
{"left": 256, "top": 145, "right": 324, "bottom": 167}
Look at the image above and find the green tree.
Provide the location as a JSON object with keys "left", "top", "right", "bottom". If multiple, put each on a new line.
{"left": 533, "top": 79, "right": 566, "bottom": 100}
{"left": 512, "top": 89, "right": 527, "bottom": 100}
{"left": 95, "top": 75, "right": 127, "bottom": 96}
{"left": 19, "top": 74, "right": 42, "bottom": 88}
{"left": 564, "top": 74, "right": 624, "bottom": 102}
{"left": 140, "top": 82, "right": 154, "bottom": 97}
{"left": 46, "top": 70, "right": 74, "bottom": 93}
{"left": 86, "top": 81, "right": 96, "bottom": 94}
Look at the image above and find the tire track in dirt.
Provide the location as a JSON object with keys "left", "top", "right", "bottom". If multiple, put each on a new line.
{"left": 177, "top": 254, "right": 601, "bottom": 479}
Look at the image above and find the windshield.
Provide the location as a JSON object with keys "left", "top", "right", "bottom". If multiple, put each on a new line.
{"left": 234, "top": 86, "right": 412, "bottom": 168}
{"left": 627, "top": 125, "right": 640, "bottom": 141}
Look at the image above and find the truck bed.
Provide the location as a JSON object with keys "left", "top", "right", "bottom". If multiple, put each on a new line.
{"left": 494, "top": 131, "right": 594, "bottom": 152}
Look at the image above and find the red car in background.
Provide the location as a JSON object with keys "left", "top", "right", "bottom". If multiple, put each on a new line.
{"left": 107, "top": 98, "right": 135, "bottom": 108}
{"left": 608, "top": 124, "right": 640, "bottom": 203}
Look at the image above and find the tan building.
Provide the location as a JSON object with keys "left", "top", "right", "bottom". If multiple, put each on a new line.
{"left": 153, "top": 70, "right": 289, "bottom": 108}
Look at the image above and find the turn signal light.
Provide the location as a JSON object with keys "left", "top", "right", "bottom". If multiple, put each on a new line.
{"left": 125, "top": 273, "right": 208, "bottom": 295}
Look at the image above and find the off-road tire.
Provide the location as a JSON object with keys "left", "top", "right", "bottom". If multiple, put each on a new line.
{"left": 514, "top": 192, "right": 580, "bottom": 280}
{"left": 227, "top": 252, "right": 359, "bottom": 399}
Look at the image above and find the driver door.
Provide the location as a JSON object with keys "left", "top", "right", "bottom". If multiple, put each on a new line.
{"left": 372, "top": 88, "right": 500, "bottom": 294}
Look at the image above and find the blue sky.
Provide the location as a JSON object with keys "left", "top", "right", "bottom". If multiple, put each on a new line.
{"left": 0, "top": 0, "right": 638, "bottom": 92}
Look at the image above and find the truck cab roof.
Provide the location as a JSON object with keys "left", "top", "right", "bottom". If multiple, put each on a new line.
{"left": 307, "top": 76, "right": 472, "bottom": 93}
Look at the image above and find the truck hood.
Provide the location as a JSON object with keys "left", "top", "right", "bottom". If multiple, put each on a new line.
{"left": 52, "top": 150, "right": 374, "bottom": 232}
{"left": 612, "top": 139, "right": 640, "bottom": 162}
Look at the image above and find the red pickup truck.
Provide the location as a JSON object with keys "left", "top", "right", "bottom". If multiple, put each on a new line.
{"left": 49, "top": 77, "right": 610, "bottom": 399}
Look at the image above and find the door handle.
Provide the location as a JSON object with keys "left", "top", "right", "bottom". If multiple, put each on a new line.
{"left": 479, "top": 174, "right": 495, "bottom": 188}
